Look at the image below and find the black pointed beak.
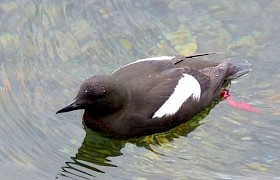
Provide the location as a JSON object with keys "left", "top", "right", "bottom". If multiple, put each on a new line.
{"left": 56, "top": 99, "right": 83, "bottom": 114}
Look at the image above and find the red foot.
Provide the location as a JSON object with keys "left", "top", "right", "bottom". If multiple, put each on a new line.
{"left": 221, "top": 88, "right": 260, "bottom": 113}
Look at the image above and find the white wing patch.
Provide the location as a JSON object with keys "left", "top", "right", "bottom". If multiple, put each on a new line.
{"left": 152, "top": 74, "right": 201, "bottom": 118}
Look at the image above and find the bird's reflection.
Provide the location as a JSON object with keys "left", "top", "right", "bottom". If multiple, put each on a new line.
{"left": 59, "top": 100, "right": 217, "bottom": 179}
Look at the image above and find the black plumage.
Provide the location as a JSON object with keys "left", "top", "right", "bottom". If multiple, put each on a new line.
{"left": 57, "top": 54, "right": 250, "bottom": 138}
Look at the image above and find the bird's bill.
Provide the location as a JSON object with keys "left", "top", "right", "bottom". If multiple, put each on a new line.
{"left": 56, "top": 99, "right": 83, "bottom": 114}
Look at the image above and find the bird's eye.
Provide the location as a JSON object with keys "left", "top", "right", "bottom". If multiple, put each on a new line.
{"left": 83, "top": 89, "right": 106, "bottom": 99}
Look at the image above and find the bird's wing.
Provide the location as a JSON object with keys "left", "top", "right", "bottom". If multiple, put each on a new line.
{"left": 113, "top": 58, "right": 211, "bottom": 119}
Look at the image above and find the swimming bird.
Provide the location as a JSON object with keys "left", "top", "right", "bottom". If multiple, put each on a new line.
{"left": 56, "top": 53, "right": 250, "bottom": 138}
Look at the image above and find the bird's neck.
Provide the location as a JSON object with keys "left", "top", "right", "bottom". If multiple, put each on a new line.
{"left": 83, "top": 91, "right": 129, "bottom": 133}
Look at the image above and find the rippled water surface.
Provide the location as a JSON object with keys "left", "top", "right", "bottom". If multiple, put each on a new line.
{"left": 1, "top": 0, "right": 280, "bottom": 179}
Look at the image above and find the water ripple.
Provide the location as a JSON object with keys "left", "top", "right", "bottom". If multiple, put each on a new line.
{"left": 1, "top": 0, "right": 280, "bottom": 179}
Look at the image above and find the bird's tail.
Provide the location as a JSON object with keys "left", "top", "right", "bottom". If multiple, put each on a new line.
{"left": 226, "top": 58, "right": 251, "bottom": 80}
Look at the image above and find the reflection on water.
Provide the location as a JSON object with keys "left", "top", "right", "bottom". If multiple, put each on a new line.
{"left": 1, "top": 0, "right": 280, "bottom": 179}
{"left": 60, "top": 102, "right": 212, "bottom": 179}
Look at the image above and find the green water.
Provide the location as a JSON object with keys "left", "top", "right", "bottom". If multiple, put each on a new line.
{"left": 0, "top": 0, "right": 279, "bottom": 179}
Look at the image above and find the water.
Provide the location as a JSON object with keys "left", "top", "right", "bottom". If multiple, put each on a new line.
{"left": 1, "top": 0, "right": 279, "bottom": 179}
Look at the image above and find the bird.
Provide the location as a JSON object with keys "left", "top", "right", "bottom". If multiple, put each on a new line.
{"left": 56, "top": 53, "right": 250, "bottom": 138}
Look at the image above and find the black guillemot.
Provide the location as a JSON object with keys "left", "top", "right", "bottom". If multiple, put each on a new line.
{"left": 57, "top": 53, "right": 250, "bottom": 138}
